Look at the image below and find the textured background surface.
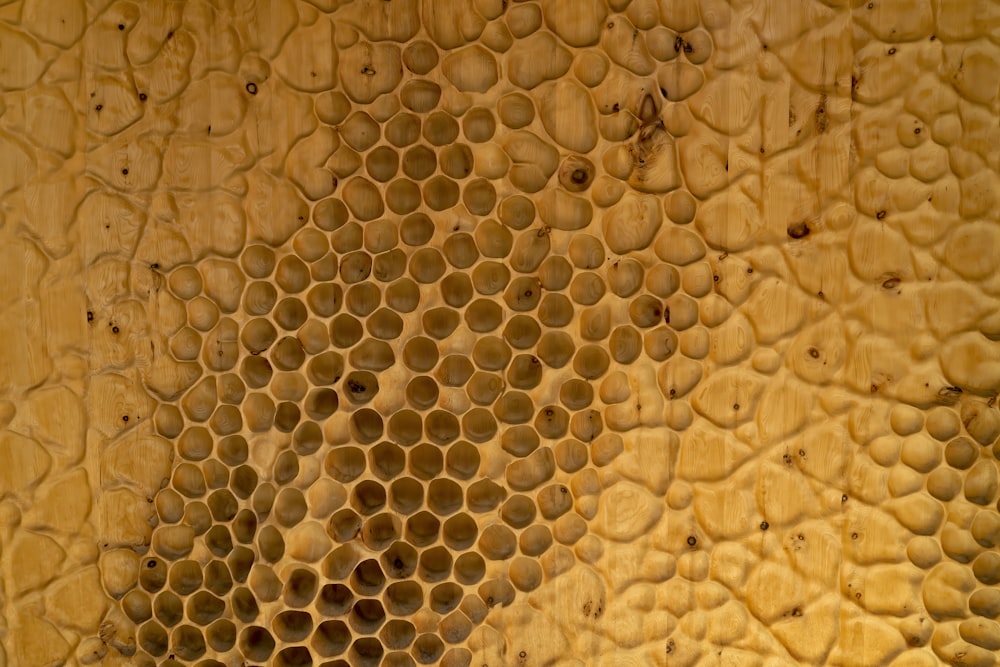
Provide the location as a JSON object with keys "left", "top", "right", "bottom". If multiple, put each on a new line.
{"left": 1, "top": 0, "right": 999, "bottom": 665}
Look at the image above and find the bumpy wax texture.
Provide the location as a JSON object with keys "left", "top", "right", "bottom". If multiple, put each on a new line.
{"left": 1, "top": 0, "right": 1000, "bottom": 666}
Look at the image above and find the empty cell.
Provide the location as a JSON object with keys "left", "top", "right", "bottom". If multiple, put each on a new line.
{"left": 467, "top": 478, "right": 506, "bottom": 513}
{"left": 274, "top": 646, "right": 313, "bottom": 667}
{"left": 330, "top": 314, "right": 364, "bottom": 349}
{"left": 274, "top": 297, "right": 308, "bottom": 330}
{"left": 153, "top": 590, "right": 183, "bottom": 627}
{"left": 292, "top": 422, "right": 323, "bottom": 456}
{"left": 388, "top": 409, "right": 424, "bottom": 446}
{"left": 463, "top": 107, "right": 496, "bottom": 142}
{"left": 242, "top": 245, "right": 276, "bottom": 278}
{"left": 418, "top": 546, "right": 453, "bottom": 583}
{"left": 206, "top": 619, "right": 236, "bottom": 652}
{"left": 350, "top": 637, "right": 385, "bottom": 667}
{"left": 412, "top": 633, "right": 445, "bottom": 664}
{"left": 443, "top": 513, "right": 478, "bottom": 550}
{"left": 379, "top": 540, "right": 418, "bottom": 579}
{"left": 447, "top": 442, "right": 481, "bottom": 480}
{"left": 350, "top": 599, "right": 387, "bottom": 634}
{"left": 609, "top": 325, "right": 643, "bottom": 364}
{"left": 440, "top": 272, "right": 474, "bottom": 308}
{"left": 362, "top": 513, "right": 403, "bottom": 551}
{"left": 501, "top": 495, "right": 537, "bottom": 529}
{"left": 239, "top": 625, "right": 276, "bottom": 662}
{"left": 352, "top": 480, "right": 387, "bottom": 515}
{"left": 122, "top": 588, "right": 153, "bottom": 624}
{"left": 274, "top": 488, "right": 308, "bottom": 527}
{"left": 537, "top": 255, "right": 573, "bottom": 291}
{"left": 240, "top": 355, "right": 273, "bottom": 389}
{"left": 205, "top": 525, "right": 234, "bottom": 557}
{"left": 231, "top": 464, "right": 258, "bottom": 499}
{"left": 187, "top": 590, "right": 225, "bottom": 626}
{"left": 350, "top": 558, "right": 388, "bottom": 596}
{"left": 405, "top": 511, "right": 440, "bottom": 547}
{"left": 257, "top": 524, "right": 285, "bottom": 563}
{"left": 350, "top": 408, "right": 385, "bottom": 443}
{"left": 317, "top": 583, "right": 354, "bottom": 617}
{"left": 371, "top": 442, "right": 406, "bottom": 481}
{"left": 309, "top": 621, "right": 349, "bottom": 660}
{"left": 349, "top": 339, "right": 395, "bottom": 372}
{"left": 231, "top": 587, "right": 259, "bottom": 623}
{"left": 345, "top": 282, "right": 381, "bottom": 317}
{"left": 386, "top": 112, "right": 422, "bottom": 147}
{"left": 422, "top": 306, "right": 460, "bottom": 339}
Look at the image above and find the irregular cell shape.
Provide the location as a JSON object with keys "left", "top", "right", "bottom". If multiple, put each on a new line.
{"left": 339, "top": 41, "right": 403, "bottom": 104}
{"left": 443, "top": 45, "right": 498, "bottom": 92}
{"left": 506, "top": 32, "right": 573, "bottom": 90}
{"left": 602, "top": 192, "right": 663, "bottom": 254}
{"left": 541, "top": 0, "right": 606, "bottom": 46}
{"left": 535, "top": 80, "right": 598, "bottom": 153}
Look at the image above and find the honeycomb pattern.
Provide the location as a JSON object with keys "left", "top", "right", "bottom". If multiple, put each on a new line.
{"left": 1, "top": 0, "right": 999, "bottom": 666}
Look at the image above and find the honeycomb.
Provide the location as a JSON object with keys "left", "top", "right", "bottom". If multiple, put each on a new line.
{"left": 1, "top": 0, "right": 999, "bottom": 666}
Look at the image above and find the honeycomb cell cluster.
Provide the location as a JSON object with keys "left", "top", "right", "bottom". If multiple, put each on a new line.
{"left": 113, "top": 2, "right": 724, "bottom": 664}
{"left": 2, "top": 0, "right": 999, "bottom": 665}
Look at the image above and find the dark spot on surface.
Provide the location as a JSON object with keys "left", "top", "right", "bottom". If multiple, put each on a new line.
{"left": 139, "top": 93, "right": 147, "bottom": 101}
{"left": 118, "top": 24, "right": 125, "bottom": 30}
{"left": 150, "top": 263, "right": 159, "bottom": 269}
{"left": 121, "top": 168, "right": 128, "bottom": 175}
{"left": 666, "top": 639, "right": 675, "bottom": 654}
{"left": 713, "top": 274, "right": 719, "bottom": 282}
{"left": 914, "top": 127, "right": 921, "bottom": 134}
{"left": 95, "top": 104, "right": 103, "bottom": 111}
{"left": 87, "top": 311, "right": 94, "bottom": 322}
{"left": 817, "top": 290, "right": 824, "bottom": 298}
{"left": 519, "top": 651, "right": 527, "bottom": 659}
{"left": 760, "top": 521, "right": 769, "bottom": 530}
{"left": 888, "top": 47, "right": 897, "bottom": 55}
{"left": 783, "top": 453, "right": 792, "bottom": 465}
{"left": 166, "top": 31, "right": 173, "bottom": 39}
{"left": 930, "top": 34, "right": 936, "bottom": 40}
{"left": 747, "top": 267, "right": 753, "bottom": 273}
{"left": 851, "top": 532, "right": 859, "bottom": 540}
{"left": 842, "top": 494, "right": 848, "bottom": 502}
{"left": 760, "top": 146, "right": 765, "bottom": 154}
{"left": 246, "top": 82, "right": 258, "bottom": 95}
{"left": 788, "top": 221, "right": 810, "bottom": 239}
{"left": 882, "top": 276, "right": 901, "bottom": 289}
{"left": 798, "top": 450, "right": 806, "bottom": 457}
{"left": 361, "top": 66, "right": 376, "bottom": 75}
{"left": 686, "top": 535, "right": 697, "bottom": 546}
{"left": 612, "top": 103, "right": 620, "bottom": 112}
{"left": 876, "top": 210, "right": 887, "bottom": 220}
{"left": 867, "top": 1, "right": 873, "bottom": 6}
{"left": 732, "top": 404, "right": 739, "bottom": 411}
{"left": 674, "top": 36, "right": 684, "bottom": 52}
{"left": 659, "top": 87, "right": 668, "bottom": 97}
{"left": 560, "top": 486, "right": 568, "bottom": 494}
{"left": 571, "top": 169, "right": 588, "bottom": 184}
{"left": 147, "top": 560, "right": 156, "bottom": 568}
{"left": 808, "top": 347, "right": 820, "bottom": 359}
{"left": 394, "top": 558, "right": 403, "bottom": 569}
{"left": 791, "top": 607, "right": 802, "bottom": 617}
{"left": 111, "top": 326, "right": 120, "bottom": 334}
